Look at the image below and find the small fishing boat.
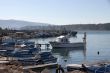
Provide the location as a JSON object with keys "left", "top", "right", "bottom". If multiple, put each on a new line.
{"left": 50, "top": 33, "right": 86, "bottom": 48}
{"left": 0, "top": 38, "right": 57, "bottom": 66}
{"left": 0, "top": 47, "right": 57, "bottom": 66}
{"left": 0, "top": 40, "right": 40, "bottom": 57}
{"left": 38, "top": 52, "right": 57, "bottom": 64}
{"left": 1, "top": 39, "right": 35, "bottom": 48}
{"left": 82, "top": 64, "right": 110, "bottom": 73}
{"left": 66, "top": 64, "right": 83, "bottom": 71}
{"left": 0, "top": 47, "right": 40, "bottom": 57}
{"left": 10, "top": 52, "right": 57, "bottom": 66}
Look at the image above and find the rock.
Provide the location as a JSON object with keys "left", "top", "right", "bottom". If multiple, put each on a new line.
{"left": 41, "top": 68, "right": 51, "bottom": 73}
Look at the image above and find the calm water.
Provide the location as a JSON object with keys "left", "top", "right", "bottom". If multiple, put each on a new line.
{"left": 29, "top": 31, "right": 110, "bottom": 67}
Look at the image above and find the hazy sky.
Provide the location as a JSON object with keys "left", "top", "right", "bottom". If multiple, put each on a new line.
{"left": 0, "top": 0, "right": 110, "bottom": 25}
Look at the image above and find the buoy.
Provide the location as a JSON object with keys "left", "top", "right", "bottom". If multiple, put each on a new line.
{"left": 97, "top": 51, "right": 99, "bottom": 55}
{"left": 64, "top": 59, "right": 67, "bottom": 62}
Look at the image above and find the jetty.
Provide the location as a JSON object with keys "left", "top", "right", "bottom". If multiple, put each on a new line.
{"left": 0, "top": 60, "right": 9, "bottom": 64}
{"left": 23, "top": 63, "right": 58, "bottom": 72}
{"left": 23, "top": 63, "right": 58, "bottom": 70}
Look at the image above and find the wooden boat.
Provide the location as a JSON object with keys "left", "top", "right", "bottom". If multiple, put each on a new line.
{"left": 0, "top": 47, "right": 40, "bottom": 57}
{"left": 66, "top": 64, "right": 83, "bottom": 71}
{"left": 0, "top": 49, "right": 57, "bottom": 66}
{"left": 1, "top": 39, "right": 35, "bottom": 48}
{"left": 12, "top": 52, "right": 57, "bottom": 66}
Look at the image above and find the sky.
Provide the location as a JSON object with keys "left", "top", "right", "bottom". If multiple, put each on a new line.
{"left": 0, "top": 0, "right": 110, "bottom": 25}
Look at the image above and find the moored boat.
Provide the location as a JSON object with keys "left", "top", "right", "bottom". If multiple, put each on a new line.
{"left": 10, "top": 51, "right": 57, "bottom": 66}
{"left": 50, "top": 33, "right": 86, "bottom": 48}
{"left": 82, "top": 64, "right": 110, "bottom": 73}
{"left": 38, "top": 52, "right": 57, "bottom": 64}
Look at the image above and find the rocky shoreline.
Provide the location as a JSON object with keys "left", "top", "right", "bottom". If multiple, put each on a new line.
{"left": 0, "top": 60, "right": 110, "bottom": 73}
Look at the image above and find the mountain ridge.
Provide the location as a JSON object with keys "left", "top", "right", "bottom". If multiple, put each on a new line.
{"left": 0, "top": 19, "right": 110, "bottom": 31}
{"left": 0, "top": 19, "right": 51, "bottom": 29}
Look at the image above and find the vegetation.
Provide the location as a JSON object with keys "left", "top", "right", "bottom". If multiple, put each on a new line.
{"left": 60, "top": 23, "right": 110, "bottom": 31}
{"left": 21, "top": 23, "right": 110, "bottom": 31}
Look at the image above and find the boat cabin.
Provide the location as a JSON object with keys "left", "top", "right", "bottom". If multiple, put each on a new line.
{"left": 57, "top": 36, "right": 69, "bottom": 43}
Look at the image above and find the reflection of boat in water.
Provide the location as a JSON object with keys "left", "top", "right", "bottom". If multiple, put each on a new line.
{"left": 52, "top": 48, "right": 70, "bottom": 56}
{"left": 50, "top": 33, "right": 86, "bottom": 48}
{"left": 52, "top": 48, "right": 86, "bottom": 57}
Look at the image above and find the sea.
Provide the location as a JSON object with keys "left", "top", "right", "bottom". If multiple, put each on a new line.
{"left": 29, "top": 31, "right": 110, "bottom": 67}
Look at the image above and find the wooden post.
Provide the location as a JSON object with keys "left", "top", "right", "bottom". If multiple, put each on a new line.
{"left": 0, "top": 36, "right": 3, "bottom": 45}
{"left": 82, "top": 32, "right": 87, "bottom": 62}
{"left": 83, "top": 32, "right": 86, "bottom": 44}
{"left": 83, "top": 32, "right": 86, "bottom": 50}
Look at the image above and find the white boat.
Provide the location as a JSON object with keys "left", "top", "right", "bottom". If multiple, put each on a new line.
{"left": 50, "top": 33, "right": 86, "bottom": 48}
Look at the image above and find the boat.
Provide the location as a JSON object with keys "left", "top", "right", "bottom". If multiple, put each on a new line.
{"left": 0, "top": 46, "right": 57, "bottom": 66}
{"left": 0, "top": 39, "right": 40, "bottom": 56}
{"left": 1, "top": 39, "right": 35, "bottom": 48}
{"left": 38, "top": 52, "right": 57, "bottom": 64}
{"left": 0, "top": 47, "right": 40, "bottom": 57}
{"left": 10, "top": 51, "right": 57, "bottom": 66}
{"left": 0, "top": 38, "right": 57, "bottom": 66}
{"left": 66, "top": 63, "right": 110, "bottom": 73}
{"left": 66, "top": 64, "right": 84, "bottom": 71}
{"left": 82, "top": 64, "right": 110, "bottom": 73}
{"left": 50, "top": 33, "right": 86, "bottom": 48}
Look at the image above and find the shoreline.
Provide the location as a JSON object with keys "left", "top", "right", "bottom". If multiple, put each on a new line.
{"left": 0, "top": 60, "right": 110, "bottom": 73}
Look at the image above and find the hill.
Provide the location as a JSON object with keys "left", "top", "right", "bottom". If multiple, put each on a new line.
{"left": 61, "top": 23, "right": 110, "bottom": 31}
{"left": 0, "top": 19, "right": 51, "bottom": 29}
{"left": 0, "top": 19, "right": 110, "bottom": 31}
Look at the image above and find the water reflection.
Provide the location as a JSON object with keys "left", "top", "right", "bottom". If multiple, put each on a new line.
{"left": 51, "top": 47, "right": 87, "bottom": 67}
{"left": 52, "top": 47, "right": 86, "bottom": 59}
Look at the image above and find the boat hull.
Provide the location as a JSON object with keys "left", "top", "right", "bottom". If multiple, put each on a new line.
{"left": 50, "top": 42, "right": 85, "bottom": 48}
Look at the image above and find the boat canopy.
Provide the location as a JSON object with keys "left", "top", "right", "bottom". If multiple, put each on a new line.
{"left": 57, "top": 35, "right": 69, "bottom": 43}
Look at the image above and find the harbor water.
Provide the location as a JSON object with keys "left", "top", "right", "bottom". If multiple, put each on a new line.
{"left": 29, "top": 31, "right": 110, "bottom": 67}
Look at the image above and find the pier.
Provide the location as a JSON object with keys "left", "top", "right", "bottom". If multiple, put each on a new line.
{"left": 23, "top": 63, "right": 58, "bottom": 72}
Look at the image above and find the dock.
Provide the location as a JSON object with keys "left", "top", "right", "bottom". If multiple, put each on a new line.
{"left": 0, "top": 61, "right": 9, "bottom": 64}
{"left": 66, "top": 64, "right": 82, "bottom": 71}
{"left": 23, "top": 63, "right": 58, "bottom": 70}
{"left": 66, "top": 64, "right": 89, "bottom": 71}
